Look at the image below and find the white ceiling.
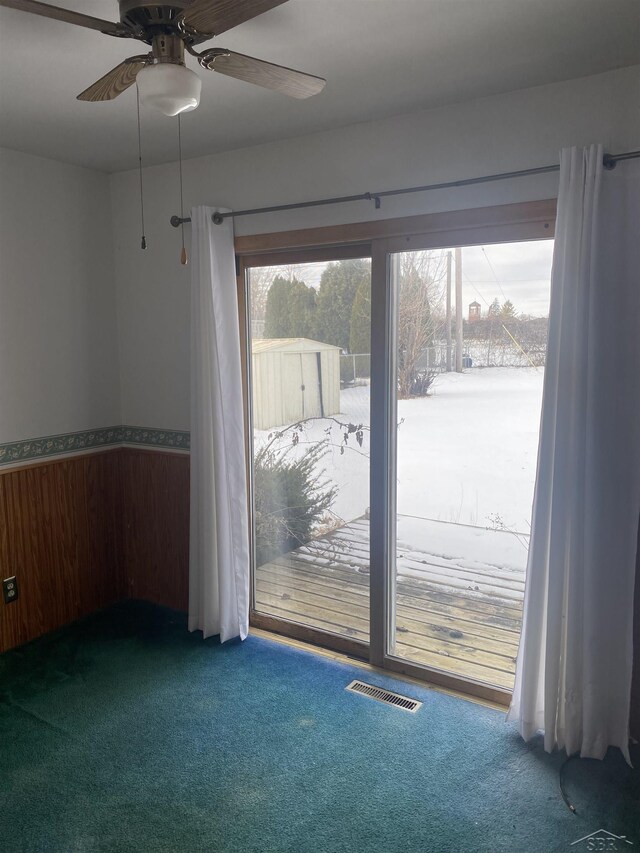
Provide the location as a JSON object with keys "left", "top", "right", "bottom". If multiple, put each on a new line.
{"left": 0, "top": 0, "right": 638, "bottom": 173}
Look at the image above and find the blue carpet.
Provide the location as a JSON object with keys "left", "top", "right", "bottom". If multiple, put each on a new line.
{"left": 0, "top": 601, "right": 638, "bottom": 853}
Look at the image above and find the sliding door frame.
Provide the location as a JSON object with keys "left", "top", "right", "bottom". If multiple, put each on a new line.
{"left": 236, "top": 199, "right": 556, "bottom": 705}
{"left": 237, "top": 242, "right": 373, "bottom": 661}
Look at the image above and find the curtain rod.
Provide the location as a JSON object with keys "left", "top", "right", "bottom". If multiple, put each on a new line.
{"left": 169, "top": 149, "right": 640, "bottom": 228}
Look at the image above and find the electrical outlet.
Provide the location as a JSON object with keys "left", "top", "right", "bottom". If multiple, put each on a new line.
{"left": 3, "top": 576, "right": 18, "bottom": 604}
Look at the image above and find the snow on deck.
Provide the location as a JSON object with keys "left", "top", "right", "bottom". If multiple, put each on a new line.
{"left": 255, "top": 514, "right": 525, "bottom": 690}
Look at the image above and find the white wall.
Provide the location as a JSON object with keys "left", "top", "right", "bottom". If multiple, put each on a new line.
{"left": 111, "top": 65, "right": 639, "bottom": 431}
{"left": 0, "top": 148, "right": 120, "bottom": 443}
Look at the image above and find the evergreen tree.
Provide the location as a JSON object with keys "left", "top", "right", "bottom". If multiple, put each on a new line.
{"left": 254, "top": 441, "right": 336, "bottom": 566}
{"left": 349, "top": 276, "right": 371, "bottom": 354}
{"left": 264, "top": 276, "right": 316, "bottom": 339}
{"left": 314, "top": 259, "right": 370, "bottom": 351}
{"left": 488, "top": 298, "right": 502, "bottom": 317}
{"left": 500, "top": 299, "right": 517, "bottom": 318}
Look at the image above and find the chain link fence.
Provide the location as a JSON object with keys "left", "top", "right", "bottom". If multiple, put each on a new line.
{"left": 340, "top": 353, "right": 371, "bottom": 385}
{"left": 341, "top": 337, "right": 546, "bottom": 386}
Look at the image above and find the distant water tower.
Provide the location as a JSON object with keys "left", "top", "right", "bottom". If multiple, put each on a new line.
{"left": 468, "top": 301, "right": 481, "bottom": 323}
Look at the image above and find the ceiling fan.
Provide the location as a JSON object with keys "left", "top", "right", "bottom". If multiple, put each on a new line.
{"left": 0, "top": 0, "right": 327, "bottom": 115}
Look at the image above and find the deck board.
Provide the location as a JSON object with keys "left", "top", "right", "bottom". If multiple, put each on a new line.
{"left": 255, "top": 516, "right": 525, "bottom": 690}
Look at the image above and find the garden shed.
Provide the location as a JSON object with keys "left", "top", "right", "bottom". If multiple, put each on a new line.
{"left": 252, "top": 338, "right": 341, "bottom": 430}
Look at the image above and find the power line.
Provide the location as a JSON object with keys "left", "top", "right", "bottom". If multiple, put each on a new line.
{"left": 462, "top": 270, "right": 494, "bottom": 310}
{"left": 481, "top": 247, "right": 510, "bottom": 305}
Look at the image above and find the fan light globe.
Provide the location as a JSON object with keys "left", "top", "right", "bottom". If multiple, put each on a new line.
{"left": 137, "top": 63, "right": 201, "bottom": 116}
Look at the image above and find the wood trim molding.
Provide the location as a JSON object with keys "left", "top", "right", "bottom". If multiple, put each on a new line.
{"left": 383, "top": 656, "right": 511, "bottom": 708}
{"left": 241, "top": 243, "right": 372, "bottom": 268}
{"left": 234, "top": 198, "right": 557, "bottom": 256}
{"left": 250, "top": 611, "right": 369, "bottom": 661}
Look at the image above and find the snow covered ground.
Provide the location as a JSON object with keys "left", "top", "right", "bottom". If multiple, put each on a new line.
{"left": 255, "top": 366, "right": 545, "bottom": 580}
{"left": 394, "top": 367, "right": 543, "bottom": 532}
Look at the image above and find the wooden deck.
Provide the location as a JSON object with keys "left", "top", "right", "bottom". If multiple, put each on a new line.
{"left": 255, "top": 517, "right": 525, "bottom": 690}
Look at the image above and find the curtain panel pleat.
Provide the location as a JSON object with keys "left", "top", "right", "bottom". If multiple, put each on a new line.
{"left": 508, "top": 146, "right": 640, "bottom": 762}
{"left": 188, "top": 206, "right": 250, "bottom": 643}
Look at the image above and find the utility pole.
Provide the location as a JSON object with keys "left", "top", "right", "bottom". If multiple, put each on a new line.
{"left": 445, "top": 251, "right": 452, "bottom": 372}
{"left": 455, "top": 247, "right": 463, "bottom": 372}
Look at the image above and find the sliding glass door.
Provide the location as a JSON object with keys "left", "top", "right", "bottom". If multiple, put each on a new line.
{"left": 242, "top": 213, "right": 554, "bottom": 701}
{"left": 385, "top": 240, "right": 553, "bottom": 692}
{"left": 245, "top": 254, "right": 372, "bottom": 649}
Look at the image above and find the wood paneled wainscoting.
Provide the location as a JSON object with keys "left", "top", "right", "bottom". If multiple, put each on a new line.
{"left": 0, "top": 446, "right": 190, "bottom": 654}
{"left": 0, "top": 452, "right": 124, "bottom": 652}
{"left": 120, "top": 448, "right": 190, "bottom": 612}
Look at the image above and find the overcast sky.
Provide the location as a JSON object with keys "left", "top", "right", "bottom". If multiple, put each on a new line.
{"left": 461, "top": 240, "right": 553, "bottom": 318}
{"left": 253, "top": 238, "right": 554, "bottom": 319}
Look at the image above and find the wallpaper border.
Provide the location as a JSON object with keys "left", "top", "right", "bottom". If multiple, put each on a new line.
{"left": 0, "top": 426, "right": 191, "bottom": 467}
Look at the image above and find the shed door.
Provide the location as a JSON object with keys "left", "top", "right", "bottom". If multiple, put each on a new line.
{"left": 300, "top": 352, "right": 321, "bottom": 419}
{"left": 283, "top": 352, "right": 321, "bottom": 422}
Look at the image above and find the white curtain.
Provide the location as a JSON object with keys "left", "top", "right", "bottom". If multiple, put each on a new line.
{"left": 508, "top": 146, "right": 640, "bottom": 762}
{"left": 188, "top": 206, "right": 250, "bottom": 642}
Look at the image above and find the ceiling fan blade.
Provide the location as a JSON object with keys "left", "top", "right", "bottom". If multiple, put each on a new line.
{"left": 182, "top": 0, "right": 288, "bottom": 37}
{"left": 203, "top": 50, "right": 326, "bottom": 99}
{"left": 0, "top": 0, "right": 123, "bottom": 34}
{"left": 77, "top": 57, "right": 149, "bottom": 102}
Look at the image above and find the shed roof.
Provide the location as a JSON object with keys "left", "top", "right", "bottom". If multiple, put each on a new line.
{"left": 252, "top": 338, "right": 342, "bottom": 354}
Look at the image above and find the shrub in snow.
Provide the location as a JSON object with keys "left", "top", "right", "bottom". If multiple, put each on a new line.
{"left": 254, "top": 439, "right": 337, "bottom": 567}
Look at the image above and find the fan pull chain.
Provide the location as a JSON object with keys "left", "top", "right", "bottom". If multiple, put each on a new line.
{"left": 136, "top": 86, "right": 147, "bottom": 250}
{"left": 178, "top": 114, "right": 188, "bottom": 265}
